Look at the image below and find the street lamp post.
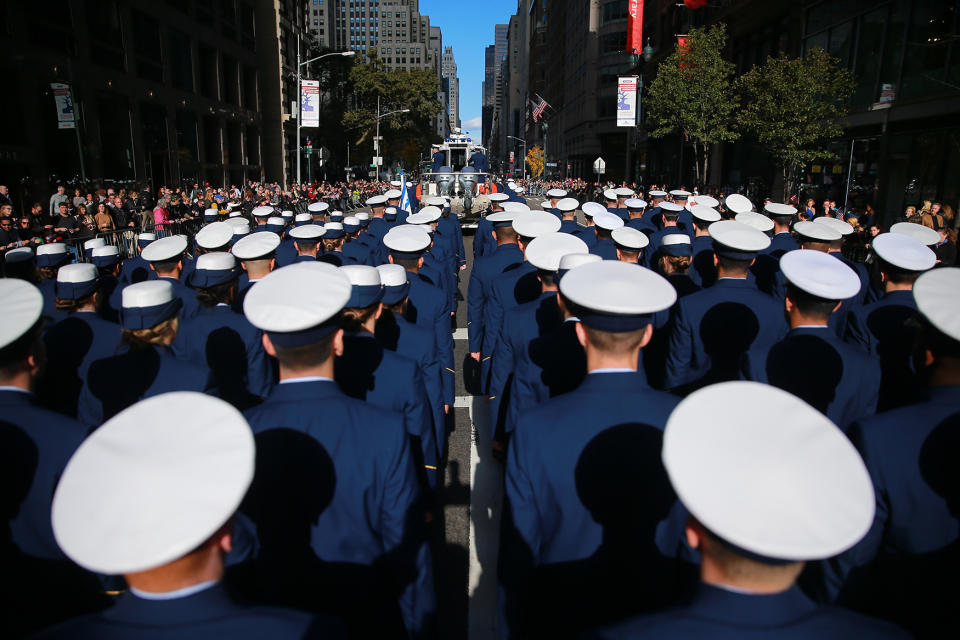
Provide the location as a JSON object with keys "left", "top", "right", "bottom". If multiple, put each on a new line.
{"left": 374, "top": 95, "right": 410, "bottom": 179}
{"left": 507, "top": 135, "right": 526, "bottom": 181}
{"left": 296, "top": 46, "right": 355, "bottom": 186}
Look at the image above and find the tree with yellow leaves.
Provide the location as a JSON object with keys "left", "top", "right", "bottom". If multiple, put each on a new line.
{"left": 526, "top": 146, "right": 545, "bottom": 178}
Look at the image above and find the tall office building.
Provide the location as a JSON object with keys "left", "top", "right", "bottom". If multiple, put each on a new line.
{"left": 482, "top": 45, "right": 496, "bottom": 147}
{"left": 429, "top": 26, "right": 448, "bottom": 137}
{"left": 441, "top": 47, "right": 460, "bottom": 130}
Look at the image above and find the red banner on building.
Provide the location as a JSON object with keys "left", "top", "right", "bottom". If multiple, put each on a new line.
{"left": 626, "top": 0, "right": 644, "bottom": 54}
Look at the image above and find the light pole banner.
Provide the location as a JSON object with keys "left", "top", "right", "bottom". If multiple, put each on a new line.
{"left": 301, "top": 80, "right": 320, "bottom": 128}
{"left": 50, "top": 83, "right": 76, "bottom": 129}
{"left": 626, "top": 0, "right": 644, "bottom": 54}
{"left": 617, "top": 76, "right": 638, "bottom": 127}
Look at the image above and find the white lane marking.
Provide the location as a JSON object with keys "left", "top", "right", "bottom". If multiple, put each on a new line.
{"left": 454, "top": 395, "right": 472, "bottom": 408}
{"left": 467, "top": 396, "right": 503, "bottom": 640}
{"left": 453, "top": 328, "right": 469, "bottom": 340}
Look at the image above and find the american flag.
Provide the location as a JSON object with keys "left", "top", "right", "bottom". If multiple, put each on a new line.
{"left": 531, "top": 95, "right": 549, "bottom": 123}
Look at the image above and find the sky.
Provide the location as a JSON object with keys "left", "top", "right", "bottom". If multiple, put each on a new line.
{"left": 420, "top": 0, "right": 516, "bottom": 135}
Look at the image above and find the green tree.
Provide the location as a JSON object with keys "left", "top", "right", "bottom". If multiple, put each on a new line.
{"left": 738, "top": 48, "right": 856, "bottom": 201}
{"left": 342, "top": 49, "right": 443, "bottom": 171}
{"left": 645, "top": 24, "right": 739, "bottom": 186}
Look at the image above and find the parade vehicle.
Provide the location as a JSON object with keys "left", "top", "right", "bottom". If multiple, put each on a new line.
{"left": 419, "top": 130, "right": 490, "bottom": 229}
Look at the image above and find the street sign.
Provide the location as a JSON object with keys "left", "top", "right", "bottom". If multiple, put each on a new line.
{"left": 373, "top": 156, "right": 383, "bottom": 165}
{"left": 593, "top": 157, "right": 606, "bottom": 174}
{"left": 304, "top": 147, "right": 313, "bottom": 155}
{"left": 546, "top": 162, "right": 558, "bottom": 167}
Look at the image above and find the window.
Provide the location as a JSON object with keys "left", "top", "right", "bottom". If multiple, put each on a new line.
{"left": 169, "top": 29, "right": 194, "bottom": 92}
{"left": 601, "top": 0, "right": 628, "bottom": 24}
{"left": 133, "top": 10, "right": 164, "bottom": 82}
{"left": 599, "top": 31, "right": 626, "bottom": 55}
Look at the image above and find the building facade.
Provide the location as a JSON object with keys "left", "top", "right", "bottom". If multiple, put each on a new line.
{"left": 442, "top": 47, "right": 461, "bottom": 130}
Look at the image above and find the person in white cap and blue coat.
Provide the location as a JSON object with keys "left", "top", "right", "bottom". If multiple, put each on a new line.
{"left": 237, "top": 262, "right": 436, "bottom": 638}
{"left": 587, "top": 382, "right": 907, "bottom": 639}
{"left": 140, "top": 235, "right": 200, "bottom": 321}
{"left": 499, "top": 260, "right": 693, "bottom": 638}
{"left": 77, "top": 280, "right": 211, "bottom": 428}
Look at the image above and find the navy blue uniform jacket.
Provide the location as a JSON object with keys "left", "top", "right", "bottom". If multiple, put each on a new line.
{"left": 239, "top": 380, "right": 436, "bottom": 638}
{"left": 468, "top": 243, "right": 524, "bottom": 354}
{"left": 407, "top": 272, "right": 455, "bottom": 406}
{"left": 500, "top": 372, "right": 693, "bottom": 638}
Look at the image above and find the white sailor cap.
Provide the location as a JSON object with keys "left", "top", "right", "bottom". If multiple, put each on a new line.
{"left": 294, "top": 213, "right": 313, "bottom": 226}
{"left": 195, "top": 221, "right": 233, "bottom": 249}
{"left": 252, "top": 205, "right": 274, "bottom": 218}
{"left": 735, "top": 211, "right": 774, "bottom": 233}
{"left": 0, "top": 280, "right": 42, "bottom": 350}
{"left": 659, "top": 202, "right": 684, "bottom": 213}
{"left": 383, "top": 226, "right": 432, "bottom": 257}
{"left": 525, "top": 232, "right": 589, "bottom": 272}
{"left": 557, "top": 253, "right": 602, "bottom": 277}
{"left": 266, "top": 216, "right": 285, "bottom": 231}
{"left": 377, "top": 263, "right": 410, "bottom": 305}
{"left": 355, "top": 212, "right": 370, "bottom": 222}
{"left": 615, "top": 187, "right": 635, "bottom": 198}
{"left": 323, "top": 222, "right": 345, "bottom": 239}
{"left": 794, "top": 220, "right": 841, "bottom": 243}
{"left": 512, "top": 211, "right": 562, "bottom": 238}
{"left": 514, "top": 186, "right": 525, "bottom": 193}
{"left": 648, "top": 190, "right": 668, "bottom": 198}
{"left": 424, "top": 196, "right": 446, "bottom": 207}
{"left": 137, "top": 233, "right": 157, "bottom": 245}
{"left": 51, "top": 392, "right": 254, "bottom": 575}
{"left": 188, "top": 252, "right": 239, "bottom": 289}
{"left": 690, "top": 204, "right": 721, "bottom": 223}
{"left": 4, "top": 247, "right": 33, "bottom": 265}
{"left": 328, "top": 210, "right": 344, "bottom": 221}
{"left": 814, "top": 217, "right": 854, "bottom": 236}
{"left": 489, "top": 192, "right": 510, "bottom": 202}
{"left": 593, "top": 212, "right": 625, "bottom": 231}
{"left": 289, "top": 224, "right": 326, "bottom": 241}
{"left": 692, "top": 195, "right": 719, "bottom": 208}
{"left": 56, "top": 263, "right": 99, "bottom": 300}
{"left": 669, "top": 189, "right": 691, "bottom": 200}
{"left": 203, "top": 208, "right": 220, "bottom": 220}
{"left": 228, "top": 211, "right": 243, "bottom": 218}
{"left": 660, "top": 234, "right": 693, "bottom": 257}
{"left": 385, "top": 189, "right": 403, "bottom": 200}
{"left": 120, "top": 280, "right": 181, "bottom": 329}
{"left": 231, "top": 231, "right": 281, "bottom": 261}
{"left": 546, "top": 189, "right": 567, "bottom": 198}
{"left": 227, "top": 202, "right": 241, "bottom": 210}
{"left": 280, "top": 210, "right": 294, "bottom": 220}
{"left": 765, "top": 202, "right": 798, "bottom": 218}
{"left": 340, "top": 264, "right": 384, "bottom": 308}
{"left": 384, "top": 206, "right": 399, "bottom": 218}
{"left": 914, "top": 268, "right": 960, "bottom": 342}
{"left": 36, "top": 242, "right": 71, "bottom": 267}
{"left": 663, "top": 381, "right": 875, "bottom": 561}
{"left": 308, "top": 202, "right": 330, "bottom": 213}
{"left": 872, "top": 233, "right": 936, "bottom": 272}
{"left": 624, "top": 198, "right": 647, "bottom": 210}
{"left": 603, "top": 189, "right": 619, "bottom": 201}
{"left": 244, "top": 261, "right": 351, "bottom": 346}
{"left": 343, "top": 217, "right": 361, "bottom": 232}
{"left": 502, "top": 202, "right": 531, "bottom": 213}
{"left": 556, "top": 197, "right": 579, "bottom": 213}
{"left": 486, "top": 211, "right": 517, "bottom": 227}
{"left": 366, "top": 195, "right": 388, "bottom": 207}
{"left": 91, "top": 245, "right": 120, "bottom": 268}
{"left": 581, "top": 202, "right": 608, "bottom": 218}
{"left": 725, "top": 193, "right": 754, "bottom": 214}
{"left": 390, "top": 180, "right": 402, "bottom": 187}
{"left": 611, "top": 227, "right": 649, "bottom": 251}
{"left": 709, "top": 220, "right": 772, "bottom": 258}
{"left": 231, "top": 223, "right": 251, "bottom": 239}
{"left": 140, "top": 236, "right": 188, "bottom": 262}
{"left": 559, "top": 261, "right": 676, "bottom": 331}
{"left": 408, "top": 206, "right": 442, "bottom": 224}
{"left": 890, "top": 221, "right": 940, "bottom": 247}
{"left": 83, "top": 237, "right": 106, "bottom": 255}
{"left": 780, "top": 249, "right": 861, "bottom": 301}
{"left": 226, "top": 216, "right": 250, "bottom": 229}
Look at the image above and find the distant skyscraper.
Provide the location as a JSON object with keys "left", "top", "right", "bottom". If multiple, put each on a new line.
{"left": 442, "top": 47, "right": 460, "bottom": 130}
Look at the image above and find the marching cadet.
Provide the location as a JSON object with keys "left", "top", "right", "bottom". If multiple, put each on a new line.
{"left": 736, "top": 211, "right": 779, "bottom": 293}
{"left": 624, "top": 198, "right": 654, "bottom": 234}
{"left": 724, "top": 193, "right": 754, "bottom": 219}
{"left": 43, "top": 392, "right": 342, "bottom": 638}
{"left": 140, "top": 235, "right": 200, "bottom": 320}
{"left": 340, "top": 216, "right": 369, "bottom": 265}
{"left": 644, "top": 202, "right": 688, "bottom": 267}
{"left": 232, "top": 231, "right": 281, "bottom": 311}
{"left": 588, "top": 382, "right": 906, "bottom": 639}
{"left": 186, "top": 221, "right": 233, "bottom": 280}
{"left": 82, "top": 237, "right": 106, "bottom": 260}
{"left": 815, "top": 216, "right": 872, "bottom": 297}
{"left": 239, "top": 263, "right": 436, "bottom": 637}
{"left": 468, "top": 209, "right": 523, "bottom": 393}
{"left": 328, "top": 210, "right": 345, "bottom": 224}
{"left": 376, "top": 263, "right": 446, "bottom": 457}
{"left": 307, "top": 201, "right": 329, "bottom": 223}
{"left": 35, "top": 243, "right": 72, "bottom": 322}
{"left": 612, "top": 186, "right": 635, "bottom": 220}
{"left": 657, "top": 235, "right": 700, "bottom": 298}
{"left": 202, "top": 206, "right": 220, "bottom": 224}
{"left": 385, "top": 188, "right": 409, "bottom": 223}
{"left": 288, "top": 224, "right": 325, "bottom": 263}
{"left": 763, "top": 202, "right": 801, "bottom": 256}
{"left": 499, "top": 259, "right": 691, "bottom": 638}
{"left": 611, "top": 226, "right": 649, "bottom": 265}
{"left": 664, "top": 220, "right": 787, "bottom": 392}
{"left": 822, "top": 267, "right": 960, "bottom": 637}
{"left": 483, "top": 212, "right": 562, "bottom": 403}
{"left": 845, "top": 232, "right": 936, "bottom": 411}
{"left": 741, "top": 249, "right": 880, "bottom": 430}
{"left": 251, "top": 205, "right": 273, "bottom": 232}
{"left": 78, "top": 280, "right": 210, "bottom": 428}
{"left": 274, "top": 215, "right": 300, "bottom": 267}
{"left": 575, "top": 202, "right": 605, "bottom": 249}
{"left": 119, "top": 233, "right": 157, "bottom": 285}
{"left": 476, "top": 193, "right": 504, "bottom": 259}
{"left": 91, "top": 245, "right": 123, "bottom": 322}
{"left": 589, "top": 212, "right": 624, "bottom": 260}
{"left": 602, "top": 188, "right": 620, "bottom": 217}
{"left": 735, "top": 210, "right": 775, "bottom": 236}
{"left": 336, "top": 265, "right": 437, "bottom": 488}
{"left": 409, "top": 206, "right": 456, "bottom": 307}
{"left": 646, "top": 189, "right": 668, "bottom": 224}
{"left": 555, "top": 197, "right": 581, "bottom": 234}
{"left": 434, "top": 197, "right": 467, "bottom": 291}
{"left": 384, "top": 225, "right": 456, "bottom": 422}
{"left": 0, "top": 279, "right": 108, "bottom": 637}
{"left": 2, "top": 247, "right": 36, "bottom": 282}
{"left": 176, "top": 252, "right": 273, "bottom": 409}
{"left": 40, "top": 263, "right": 121, "bottom": 417}
{"left": 488, "top": 232, "right": 588, "bottom": 438}
{"left": 228, "top": 219, "right": 251, "bottom": 247}
{"left": 668, "top": 189, "right": 696, "bottom": 233}
{"left": 545, "top": 188, "right": 567, "bottom": 217}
